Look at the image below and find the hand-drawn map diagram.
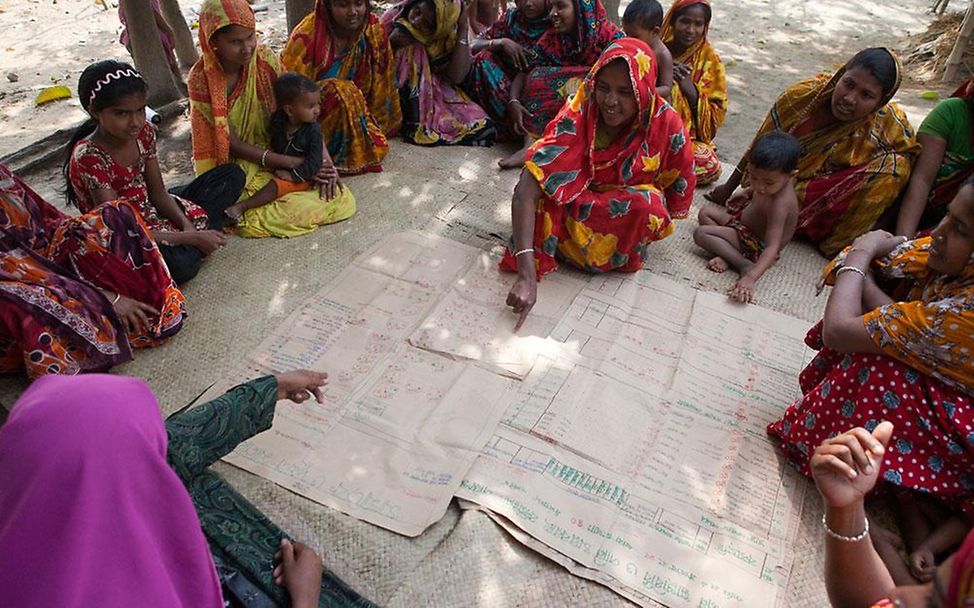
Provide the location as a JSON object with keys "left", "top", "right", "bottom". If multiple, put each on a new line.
{"left": 204, "top": 232, "right": 817, "bottom": 606}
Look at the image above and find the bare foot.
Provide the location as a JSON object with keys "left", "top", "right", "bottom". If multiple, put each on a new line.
{"left": 498, "top": 148, "right": 527, "bottom": 170}
{"left": 707, "top": 257, "right": 729, "bottom": 273}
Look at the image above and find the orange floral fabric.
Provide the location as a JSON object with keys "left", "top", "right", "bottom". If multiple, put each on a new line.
{"left": 188, "top": 0, "right": 279, "bottom": 174}
{"left": 823, "top": 237, "right": 974, "bottom": 394}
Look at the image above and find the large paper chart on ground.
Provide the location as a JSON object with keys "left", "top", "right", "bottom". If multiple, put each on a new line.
{"left": 455, "top": 277, "right": 816, "bottom": 607}
{"left": 198, "top": 232, "right": 587, "bottom": 536}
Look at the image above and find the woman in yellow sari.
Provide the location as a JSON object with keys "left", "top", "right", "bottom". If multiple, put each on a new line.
{"left": 381, "top": 0, "right": 495, "bottom": 146}
{"left": 188, "top": 0, "right": 355, "bottom": 238}
{"left": 708, "top": 48, "right": 918, "bottom": 257}
{"left": 660, "top": 0, "right": 726, "bottom": 185}
{"left": 280, "top": 0, "right": 402, "bottom": 174}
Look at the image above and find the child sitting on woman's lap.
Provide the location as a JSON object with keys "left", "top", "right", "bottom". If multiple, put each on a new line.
{"left": 225, "top": 73, "right": 334, "bottom": 221}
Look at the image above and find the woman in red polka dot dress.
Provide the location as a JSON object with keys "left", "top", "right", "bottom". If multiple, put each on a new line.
{"left": 769, "top": 179, "right": 974, "bottom": 580}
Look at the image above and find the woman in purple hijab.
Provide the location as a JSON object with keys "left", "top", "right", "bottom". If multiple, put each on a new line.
{"left": 0, "top": 370, "right": 375, "bottom": 608}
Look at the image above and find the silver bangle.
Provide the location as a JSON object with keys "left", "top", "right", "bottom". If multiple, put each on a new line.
{"left": 458, "top": 38, "right": 470, "bottom": 46}
{"left": 260, "top": 149, "right": 269, "bottom": 167}
{"left": 822, "top": 513, "right": 869, "bottom": 542}
{"left": 835, "top": 265, "right": 866, "bottom": 279}
{"left": 514, "top": 248, "right": 534, "bottom": 257}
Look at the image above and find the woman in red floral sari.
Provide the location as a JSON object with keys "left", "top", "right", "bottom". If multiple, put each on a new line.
{"left": 503, "top": 38, "right": 695, "bottom": 328}
{"left": 0, "top": 164, "right": 184, "bottom": 379}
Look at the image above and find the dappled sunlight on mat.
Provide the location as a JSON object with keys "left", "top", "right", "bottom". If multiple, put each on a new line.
{"left": 197, "top": 232, "right": 584, "bottom": 536}
{"left": 456, "top": 279, "right": 816, "bottom": 607}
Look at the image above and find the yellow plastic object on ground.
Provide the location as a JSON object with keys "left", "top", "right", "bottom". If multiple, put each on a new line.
{"left": 35, "top": 85, "right": 72, "bottom": 106}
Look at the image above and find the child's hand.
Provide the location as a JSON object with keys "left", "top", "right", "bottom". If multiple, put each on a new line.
{"left": 704, "top": 181, "right": 736, "bottom": 205}
{"left": 728, "top": 276, "right": 756, "bottom": 304}
{"left": 724, "top": 189, "right": 752, "bottom": 214}
{"left": 908, "top": 546, "right": 936, "bottom": 582}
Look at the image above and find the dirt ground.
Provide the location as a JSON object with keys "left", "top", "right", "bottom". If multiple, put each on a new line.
{"left": 0, "top": 0, "right": 961, "bottom": 167}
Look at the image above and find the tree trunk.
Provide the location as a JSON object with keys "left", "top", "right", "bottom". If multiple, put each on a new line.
{"left": 944, "top": 0, "right": 974, "bottom": 81}
{"left": 122, "top": 0, "right": 181, "bottom": 105}
{"left": 286, "top": 0, "right": 316, "bottom": 32}
{"left": 159, "top": 0, "right": 198, "bottom": 69}
{"left": 603, "top": 0, "right": 621, "bottom": 24}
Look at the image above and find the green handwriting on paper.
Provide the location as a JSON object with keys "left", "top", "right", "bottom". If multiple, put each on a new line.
{"left": 460, "top": 480, "right": 492, "bottom": 496}
{"left": 641, "top": 573, "right": 691, "bottom": 601}
{"left": 545, "top": 459, "right": 629, "bottom": 506}
{"left": 534, "top": 496, "right": 561, "bottom": 517}
{"left": 543, "top": 519, "right": 592, "bottom": 554}
{"left": 328, "top": 481, "right": 401, "bottom": 520}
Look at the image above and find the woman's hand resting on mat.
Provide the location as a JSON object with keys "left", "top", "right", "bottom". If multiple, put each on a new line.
{"left": 111, "top": 294, "right": 160, "bottom": 334}
{"left": 273, "top": 538, "right": 323, "bottom": 608}
{"left": 274, "top": 370, "right": 329, "bottom": 403}
{"left": 810, "top": 421, "right": 893, "bottom": 509}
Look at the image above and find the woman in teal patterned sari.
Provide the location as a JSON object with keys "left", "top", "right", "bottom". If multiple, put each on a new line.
{"left": 169, "top": 370, "right": 375, "bottom": 607}
{"left": 0, "top": 370, "right": 374, "bottom": 608}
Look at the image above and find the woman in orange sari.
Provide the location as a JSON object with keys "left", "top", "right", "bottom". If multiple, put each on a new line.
{"left": 660, "top": 0, "right": 726, "bottom": 185}
{"left": 708, "top": 48, "right": 918, "bottom": 257}
{"left": 0, "top": 164, "right": 185, "bottom": 379}
{"left": 189, "top": 0, "right": 356, "bottom": 238}
{"left": 280, "top": 0, "right": 401, "bottom": 174}
{"left": 503, "top": 38, "right": 694, "bottom": 328}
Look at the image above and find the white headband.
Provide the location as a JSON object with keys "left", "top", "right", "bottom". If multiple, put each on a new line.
{"left": 88, "top": 68, "right": 143, "bottom": 107}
